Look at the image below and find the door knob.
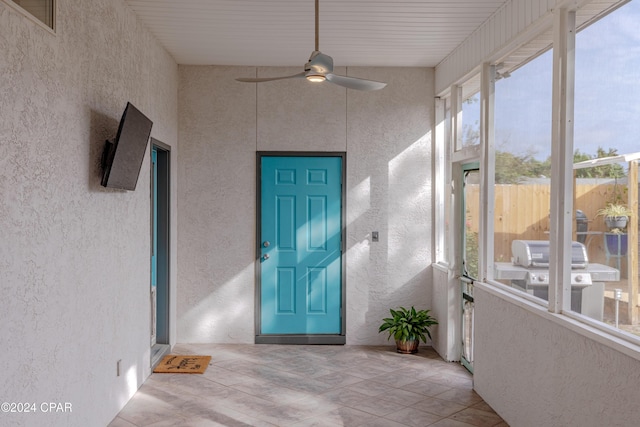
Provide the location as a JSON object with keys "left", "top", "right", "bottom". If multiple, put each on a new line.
{"left": 263, "top": 241, "right": 270, "bottom": 247}
{"left": 263, "top": 254, "right": 270, "bottom": 260}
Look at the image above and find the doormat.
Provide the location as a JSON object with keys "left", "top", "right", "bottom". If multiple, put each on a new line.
{"left": 153, "top": 355, "right": 211, "bottom": 374}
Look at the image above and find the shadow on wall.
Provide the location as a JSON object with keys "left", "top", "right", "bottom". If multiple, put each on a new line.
{"left": 178, "top": 129, "right": 433, "bottom": 343}
{"left": 176, "top": 68, "right": 433, "bottom": 343}
{"left": 179, "top": 263, "right": 256, "bottom": 342}
{"left": 346, "top": 131, "right": 433, "bottom": 344}
{"left": 88, "top": 108, "right": 119, "bottom": 192}
{"left": 368, "top": 268, "right": 432, "bottom": 344}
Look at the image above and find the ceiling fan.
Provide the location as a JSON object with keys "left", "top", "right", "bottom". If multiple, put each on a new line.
{"left": 236, "top": 0, "right": 387, "bottom": 91}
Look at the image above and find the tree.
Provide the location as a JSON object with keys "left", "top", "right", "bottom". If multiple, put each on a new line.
{"left": 573, "top": 147, "right": 626, "bottom": 179}
{"left": 494, "top": 146, "right": 626, "bottom": 184}
{"left": 495, "top": 150, "right": 550, "bottom": 184}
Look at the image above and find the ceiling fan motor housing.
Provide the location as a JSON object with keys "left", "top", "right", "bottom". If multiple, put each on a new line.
{"left": 305, "top": 51, "right": 333, "bottom": 80}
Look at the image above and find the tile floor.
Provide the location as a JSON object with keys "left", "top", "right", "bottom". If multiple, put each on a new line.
{"left": 109, "top": 344, "right": 507, "bottom": 427}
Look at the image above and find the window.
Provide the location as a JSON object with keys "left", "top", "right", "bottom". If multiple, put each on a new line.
{"left": 437, "top": 0, "right": 640, "bottom": 353}
{"left": 483, "top": 2, "right": 640, "bottom": 345}
{"left": 5, "top": 0, "right": 55, "bottom": 30}
{"left": 456, "top": 83, "right": 481, "bottom": 152}
{"left": 492, "top": 50, "right": 553, "bottom": 302}
{"left": 573, "top": 1, "right": 640, "bottom": 337}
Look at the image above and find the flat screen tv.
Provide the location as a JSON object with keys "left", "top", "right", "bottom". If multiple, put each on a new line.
{"left": 100, "top": 102, "right": 153, "bottom": 191}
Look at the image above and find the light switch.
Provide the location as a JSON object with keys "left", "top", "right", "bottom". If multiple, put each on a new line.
{"left": 372, "top": 231, "right": 379, "bottom": 242}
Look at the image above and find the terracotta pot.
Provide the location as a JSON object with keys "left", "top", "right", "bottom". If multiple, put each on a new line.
{"left": 396, "top": 339, "right": 419, "bottom": 354}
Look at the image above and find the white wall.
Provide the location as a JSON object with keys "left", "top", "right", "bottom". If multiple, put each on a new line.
{"left": 177, "top": 66, "right": 434, "bottom": 344}
{"left": 474, "top": 284, "right": 640, "bottom": 426}
{"left": 0, "top": 0, "right": 178, "bottom": 426}
{"left": 431, "top": 264, "right": 461, "bottom": 361}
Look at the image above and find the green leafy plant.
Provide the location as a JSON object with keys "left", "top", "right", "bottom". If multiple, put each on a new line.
{"left": 378, "top": 306, "right": 438, "bottom": 344}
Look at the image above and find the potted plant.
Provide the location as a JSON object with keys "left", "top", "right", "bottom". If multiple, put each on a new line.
{"left": 596, "top": 203, "right": 633, "bottom": 230}
{"left": 378, "top": 306, "right": 438, "bottom": 354}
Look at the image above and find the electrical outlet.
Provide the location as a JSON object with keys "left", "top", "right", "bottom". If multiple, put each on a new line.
{"left": 372, "top": 231, "right": 379, "bottom": 242}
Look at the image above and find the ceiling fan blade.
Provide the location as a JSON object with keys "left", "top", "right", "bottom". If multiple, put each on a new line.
{"left": 325, "top": 74, "right": 387, "bottom": 91}
{"left": 236, "top": 72, "right": 305, "bottom": 83}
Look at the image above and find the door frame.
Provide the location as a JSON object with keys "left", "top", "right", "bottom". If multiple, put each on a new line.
{"left": 255, "top": 152, "right": 347, "bottom": 344}
{"left": 460, "top": 162, "right": 479, "bottom": 373}
{"left": 151, "top": 139, "right": 171, "bottom": 367}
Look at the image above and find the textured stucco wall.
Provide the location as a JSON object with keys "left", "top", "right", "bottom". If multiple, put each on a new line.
{"left": 177, "top": 65, "right": 257, "bottom": 343}
{"left": 345, "top": 67, "right": 433, "bottom": 344}
{"left": 177, "top": 66, "right": 433, "bottom": 344}
{"left": 0, "top": 1, "right": 178, "bottom": 426}
{"left": 474, "top": 285, "right": 640, "bottom": 426}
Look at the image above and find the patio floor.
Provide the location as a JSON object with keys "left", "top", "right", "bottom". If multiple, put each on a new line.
{"left": 109, "top": 344, "right": 506, "bottom": 427}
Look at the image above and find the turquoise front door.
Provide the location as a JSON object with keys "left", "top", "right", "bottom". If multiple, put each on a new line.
{"left": 260, "top": 156, "right": 343, "bottom": 336}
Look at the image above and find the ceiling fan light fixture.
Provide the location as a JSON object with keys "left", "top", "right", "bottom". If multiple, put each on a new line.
{"left": 306, "top": 74, "right": 326, "bottom": 83}
{"left": 234, "top": 0, "right": 386, "bottom": 91}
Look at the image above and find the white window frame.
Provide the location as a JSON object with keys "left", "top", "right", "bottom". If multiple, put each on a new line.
{"left": 2, "top": 0, "right": 56, "bottom": 33}
{"left": 434, "top": 97, "right": 448, "bottom": 265}
{"left": 436, "top": 0, "right": 640, "bottom": 355}
{"left": 487, "top": 4, "right": 640, "bottom": 352}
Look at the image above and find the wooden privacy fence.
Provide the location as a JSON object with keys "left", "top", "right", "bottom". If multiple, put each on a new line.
{"left": 465, "top": 183, "right": 635, "bottom": 262}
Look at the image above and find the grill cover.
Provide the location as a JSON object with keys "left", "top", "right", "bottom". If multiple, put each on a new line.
{"left": 512, "top": 240, "right": 588, "bottom": 269}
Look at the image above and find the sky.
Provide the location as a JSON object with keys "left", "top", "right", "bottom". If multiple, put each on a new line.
{"left": 489, "top": 0, "right": 640, "bottom": 160}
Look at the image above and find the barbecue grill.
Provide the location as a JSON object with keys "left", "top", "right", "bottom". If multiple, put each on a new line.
{"left": 494, "top": 240, "right": 620, "bottom": 320}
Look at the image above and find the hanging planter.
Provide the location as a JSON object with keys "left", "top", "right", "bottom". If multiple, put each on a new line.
{"left": 597, "top": 204, "right": 633, "bottom": 231}
{"left": 604, "top": 216, "right": 628, "bottom": 230}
